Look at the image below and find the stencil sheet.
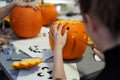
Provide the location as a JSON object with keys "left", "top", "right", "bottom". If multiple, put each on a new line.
{"left": 17, "top": 63, "right": 80, "bottom": 80}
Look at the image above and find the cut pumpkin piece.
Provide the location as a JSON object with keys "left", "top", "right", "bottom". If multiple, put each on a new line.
{"left": 12, "top": 58, "right": 42, "bottom": 69}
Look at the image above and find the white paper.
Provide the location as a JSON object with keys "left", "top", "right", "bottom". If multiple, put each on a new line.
{"left": 11, "top": 27, "right": 53, "bottom": 61}
{"left": 64, "top": 63, "right": 80, "bottom": 80}
{"left": 17, "top": 63, "right": 80, "bottom": 80}
{"left": 17, "top": 63, "right": 53, "bottom": 80}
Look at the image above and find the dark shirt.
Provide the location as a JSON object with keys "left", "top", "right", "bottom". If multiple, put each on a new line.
{"left": 96, "top": 45, "right": 120, "bottom": 80}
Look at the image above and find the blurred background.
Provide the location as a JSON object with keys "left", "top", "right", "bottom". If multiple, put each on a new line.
{"left": 0, "top": 0, "right": 82, "bottom": 19}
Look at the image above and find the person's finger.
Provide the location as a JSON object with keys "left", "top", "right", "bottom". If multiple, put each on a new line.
{"left": 26, "top": 4, "right": 40, "bottom": 10}
{"left": 93, "top": 48, "right": 104, "bottom": 61}
{"left": 54, "top": 24, "right": 58, "bottom": 32}
{"left": 31, "top": 5, "right": 40, "bottom": 10}
{"left": 48, "top": 32, "right": 54, "bottom": 39}
{"left": 58, "top": 23, "right": 66, "bottom": 33}
{"left": 52, "top": 23, "right": 59, "bottom": 35}
{"left": 0, "top": 38, "right": 5, "bottom": 44}
{"left": 0, "top": 38, "right": 5, "bottom": 41}
{"left": 16, "top": 2, "right": 39, "bottom": 10}
{"left": 54, "top": 23, "right": 59, "bottom": 32}
{"left": 63, "top": 27, "right": 69, "bottom": 39}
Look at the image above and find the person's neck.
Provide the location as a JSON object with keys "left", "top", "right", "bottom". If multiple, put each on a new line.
{"left": 95, "top": 26, "right": 120, "bottom": 52}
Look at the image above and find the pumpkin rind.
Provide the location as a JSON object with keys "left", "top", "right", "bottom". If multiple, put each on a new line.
{"left": 49, "top": 20, "right": 88, "bottom": 60}
{"left": 10, "top": 6, "right": 42, "bottom": 38}
{"left": 12, "top": 58, "right": 42, "bottom": 69}
{"left": 37, "top": 2, "right": 58, "bottom": 26}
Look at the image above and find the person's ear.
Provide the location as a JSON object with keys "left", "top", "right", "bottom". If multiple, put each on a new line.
{"left": 84, "top": 14, "right": 97, "bottom": 31}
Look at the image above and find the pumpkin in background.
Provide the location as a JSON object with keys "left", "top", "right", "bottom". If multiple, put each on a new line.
{"left": 36, "top": 2, "right": 58, "bottom": 26}
{"left": 10, "top": 6, "right": 42, "bottom": 38}
{"left": 49, "top": 20, "right": 88, "bottom": 60}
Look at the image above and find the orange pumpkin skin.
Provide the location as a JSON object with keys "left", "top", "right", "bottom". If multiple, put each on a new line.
{"left": 37, "top": 2, "right": 58, "bottom": 26}
{"left": 10, "top": 6, "right": 42, "bottom": 38}
{"left": 49, "top": 20, "right": 88, "bottom": 60}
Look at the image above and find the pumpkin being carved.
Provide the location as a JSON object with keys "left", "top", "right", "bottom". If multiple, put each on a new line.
{"left": 36, "top": 2, "right": 58, "bottom": 26}
{"left": 49, "top": 20, "right": 88, "bottom": 60}
{"left": 10, "top": 6, "right": 42, "bottom": 38}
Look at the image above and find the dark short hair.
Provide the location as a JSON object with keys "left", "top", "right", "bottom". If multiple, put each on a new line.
{"left": 79, "top": 0, "right": 120, "bottom": 37}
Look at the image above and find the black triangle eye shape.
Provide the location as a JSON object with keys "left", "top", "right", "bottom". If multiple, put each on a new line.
{"left": 48, "top": 76, "right": 53, "bottom": 79}
{"left": 47, "top": 71, "right": 52, "bottom": 74}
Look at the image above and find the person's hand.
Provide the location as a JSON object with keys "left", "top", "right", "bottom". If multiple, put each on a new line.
{"left": 92, "top": 47, "right": 104, "bottom": 61}
{"left": 13, "top": 0, "right": 39, "bottom": 10}
{"left": 0, "top": 38, "right": 5, "bottom": 45}
{"left": 49, "top": 23, "right": 69, "bottom": 49}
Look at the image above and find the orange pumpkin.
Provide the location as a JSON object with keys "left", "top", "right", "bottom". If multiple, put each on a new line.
{"left": 10, "top": 6, "right": 42, "bottom": 38}
{"left": 36, "top": 2, "right": 58, "bottom": 26}
{"left": 49, "top": 20, "right": 88, "bottom": 60}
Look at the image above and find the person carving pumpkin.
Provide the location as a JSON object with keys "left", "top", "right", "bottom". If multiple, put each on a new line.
{"left": 50, "top": 0, "right": 120, "bottom": 80}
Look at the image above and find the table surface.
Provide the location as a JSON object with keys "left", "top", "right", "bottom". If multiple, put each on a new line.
{"left": 0, "top": 45, "right": 105, "bottom": 80}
